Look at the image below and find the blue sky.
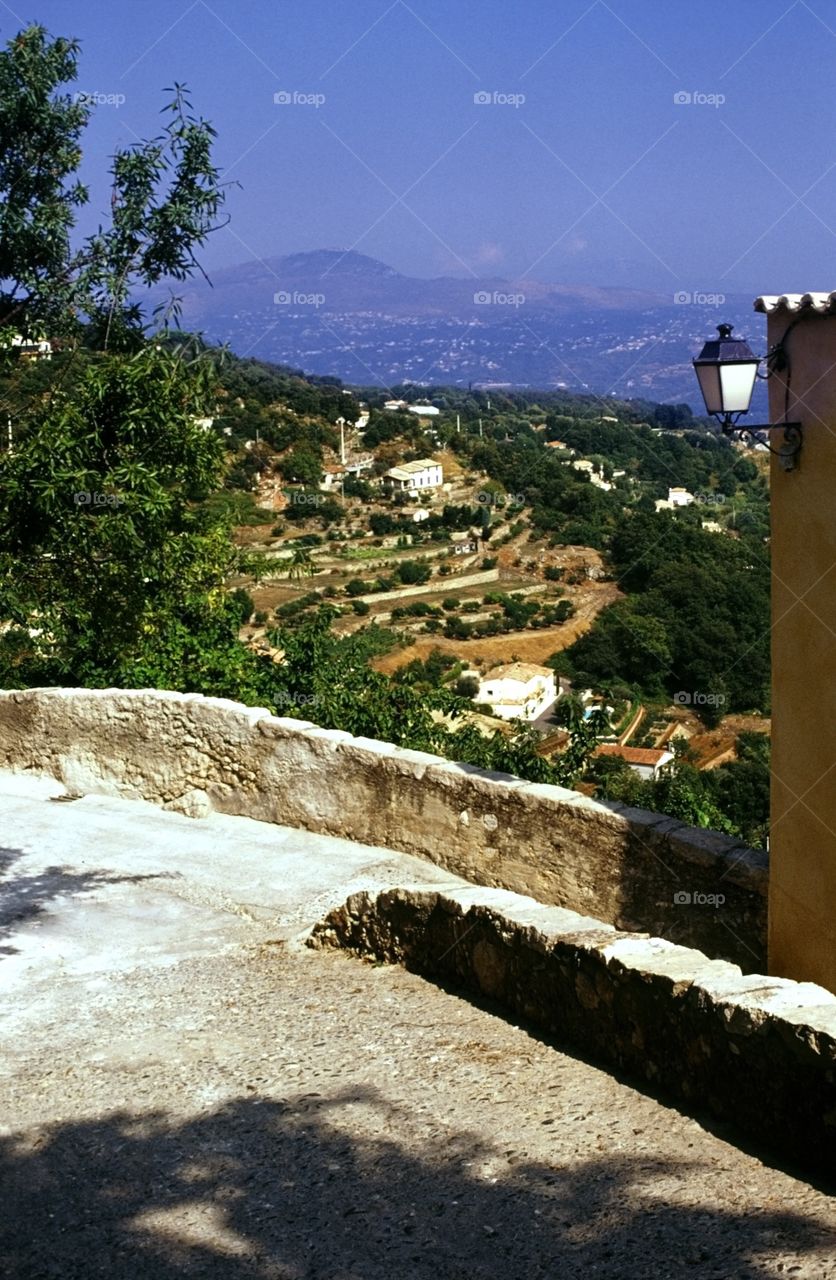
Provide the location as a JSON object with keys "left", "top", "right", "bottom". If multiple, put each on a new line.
{"left": 16, "top": 0, "right": 836, "bottom": 293}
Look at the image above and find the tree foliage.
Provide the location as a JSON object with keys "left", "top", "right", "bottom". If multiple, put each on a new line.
{"left": 0, "top": 344, "right": 252, "bottom": 688}
{"left": 0, "top": 25, "right": 229, "bottom": 348}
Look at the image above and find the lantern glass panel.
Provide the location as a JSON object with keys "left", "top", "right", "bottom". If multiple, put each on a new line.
{"left": 718, "top": 361, "right": 759, "bottom": 414}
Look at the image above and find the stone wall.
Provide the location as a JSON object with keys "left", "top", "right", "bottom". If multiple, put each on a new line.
{"left": 311, "top": 886, "right": 836, "bottom": 1174}
{"left": 0, "top": 687, "right": 767, "bottom": 969}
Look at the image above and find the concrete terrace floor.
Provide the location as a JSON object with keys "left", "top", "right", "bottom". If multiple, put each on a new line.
{"left": 0, "top": 772, "right": 834, "bottom": 1279}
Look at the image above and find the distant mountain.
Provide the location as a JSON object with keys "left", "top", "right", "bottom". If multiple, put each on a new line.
{"left": 152, "top": 250, "right": 764, "bottom": 410}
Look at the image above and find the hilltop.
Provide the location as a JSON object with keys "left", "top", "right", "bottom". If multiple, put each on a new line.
{"left": 147, "top": 250, "right": 763, "bottom": 408}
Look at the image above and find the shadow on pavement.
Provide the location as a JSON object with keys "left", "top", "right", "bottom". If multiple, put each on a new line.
{"left": 0, "top": 846, "right": 170, "bottom": 957}
{"left": 1, "top": 1086, "right": 833, "bottom": 1279}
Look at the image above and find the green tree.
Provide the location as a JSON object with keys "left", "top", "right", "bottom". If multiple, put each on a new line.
{"left": 0, "top": 25, "right": 229, "bottom": 349}
{"left": 396, "top": 559, "right": 431, "bottom": 586}
{"left": 286, "top": 547, "right": 315, "bottom": 584}
{"left": 0, "top": 344, "right": 267, "bottom": 692}
{"left": 282, "top": 445, "right": 322, "bottom": 488}
{"left": 0, "top": 27, "right": 89, "bottom": 335}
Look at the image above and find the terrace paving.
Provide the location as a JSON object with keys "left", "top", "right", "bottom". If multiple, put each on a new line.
{"left": 0, "top": 771, "right": 834, "bottom": 1278}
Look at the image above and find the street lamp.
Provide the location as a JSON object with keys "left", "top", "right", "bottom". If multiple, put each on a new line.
{"left": 692, "top": 324, "right": 802, "bottom": 471}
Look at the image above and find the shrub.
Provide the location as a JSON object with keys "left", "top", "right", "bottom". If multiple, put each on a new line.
{"left": 228, "top": 587, "right": 255, "bottom": 626}
{"left": 396, "top": 559, "right": 431, "bottom": 585}
{"left": 351, "top": 599, "right": 371, "bottom": 616}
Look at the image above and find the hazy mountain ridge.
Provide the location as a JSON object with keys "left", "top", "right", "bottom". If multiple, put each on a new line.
{"left": 155, "top": 250, "right": 763, "bottom": 410}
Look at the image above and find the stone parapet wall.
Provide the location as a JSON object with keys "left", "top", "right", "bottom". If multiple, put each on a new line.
{"left": 0, "top": 687, "right": 767, "bottom": 969}
{"left": 311, "top": 887, "right": 836, "bottom": 1175}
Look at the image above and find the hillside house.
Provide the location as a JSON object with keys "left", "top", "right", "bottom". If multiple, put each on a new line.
{"left": 656, "top": 487, "right": 696, "bottom": 511}
{"left": 477, "top": 663, "right": 557, "bottom": 722}
{"left": 407, "top": 403, "right": 440, "bottom": 417}
{"left": 344, "top": 457, "right": 374, "bottom": 477}
{"left": 8, "top": 334, "right": 52, "bottom": 360}
{"left": 384, "top": 459, "right": 443, "bottom": 493}
{"left": 319, "top": 465, "right": 346, "bottom": 491}
{"left": 595, "top": 744, "right": 674, "bottom": 780}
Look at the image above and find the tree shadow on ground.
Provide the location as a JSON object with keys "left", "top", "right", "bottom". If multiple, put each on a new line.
{"left": 0, "top": 846, "right": 170, "bottom": 956}
{"left": 1, "top": 1086, "right": 833, "bottom": 1280}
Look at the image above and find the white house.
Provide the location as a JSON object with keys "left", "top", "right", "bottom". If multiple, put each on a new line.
{"left": 384, "top": 399, "right": 408, "bottom": 411}
{"left": 7, "top": 334, "right": 52, "bottom": 360}
{"left": 344, "top": 456, "right": 374, "bottom": 477}
{"left": 407, "top": 403, "right": 440, "bottom": 417}
{"left": 319, "top": 465, "right": 346, "bottom": 491}
{"left": 572, "top": 457, "right": 612, "bottom": 490}
{"left": 594, "top": 744, "right": 674, "bottom": 780}
{"left": 668, "top": 487, "right": 695, "bottom": 507}
{"left": 476, "top": 662, "right": 557, "bottom": 722}
{"left": 384, "top": 459, "right": 443, "bottom": 493}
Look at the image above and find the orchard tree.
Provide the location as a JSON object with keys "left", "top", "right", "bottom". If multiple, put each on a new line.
{"left": 286, "top": 547, "right": 316, "bottom": 584}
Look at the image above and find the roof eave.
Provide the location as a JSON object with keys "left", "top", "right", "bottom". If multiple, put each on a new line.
{"left": 754, "top": 291, "right": 836, "bottom": 315}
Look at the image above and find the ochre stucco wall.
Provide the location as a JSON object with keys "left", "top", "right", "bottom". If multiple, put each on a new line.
{"left": 766, "top": 310, "right": 836, "bottom": 990}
